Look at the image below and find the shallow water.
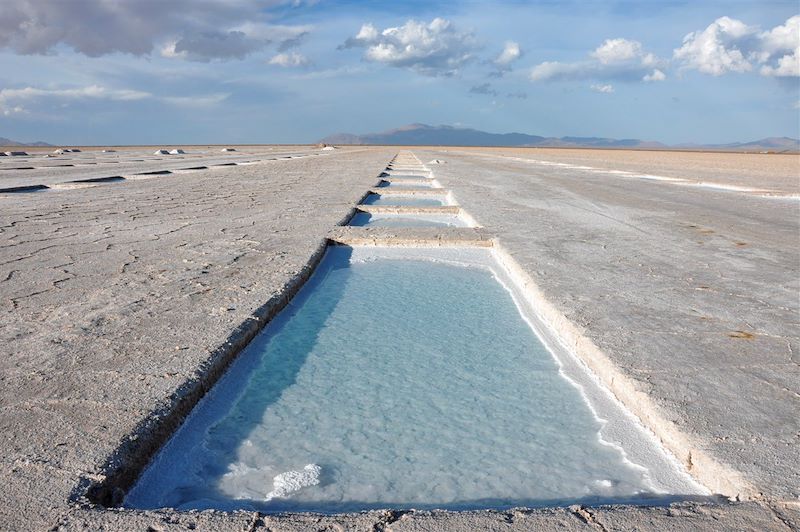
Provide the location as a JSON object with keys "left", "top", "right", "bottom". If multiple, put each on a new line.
{"left": 361, "top": 193, "right": 446, "bottom": 206}
{"left": 349, "top": 212, "right": 468, "bottom": 227}
{"left": 384, "top": 173, "right": 430, "bottom": 179}
{"left": 377, "top": 180, "right": 436, "bottom": 189}
{"left": 126, "top": 247, "right": 686, "bottom": 513}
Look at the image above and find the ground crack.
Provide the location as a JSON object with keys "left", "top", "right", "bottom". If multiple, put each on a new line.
{"left": 570, "top": 505, "right": 608, "bottom": 531}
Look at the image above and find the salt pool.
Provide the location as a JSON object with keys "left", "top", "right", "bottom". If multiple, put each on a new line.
{"left": 126, "top": 246, "right": 704, "bottom": 513}
{"left": 361, "top": 193, "right": 447, "bottom": 207}
{"left": 348, "top": 212, "right": 469, "bottom": 227}
{"left": 377, "top": 180, "right": 438, "bottom": 189}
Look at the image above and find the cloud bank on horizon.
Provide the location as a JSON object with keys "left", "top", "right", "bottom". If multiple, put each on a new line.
{"left": 0, "top": 0, "right": 797, "bottom": 144}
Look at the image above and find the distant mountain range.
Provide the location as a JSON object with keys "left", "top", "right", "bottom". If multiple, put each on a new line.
{"left": 0, "top": 136, "right": 52, "bottom": 147}
{"left": 320, "top": 124, "right": 800, "bottom": 152}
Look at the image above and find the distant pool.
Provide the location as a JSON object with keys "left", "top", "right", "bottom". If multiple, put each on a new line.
{"left": 349, "top": 212, "right": 469, "bottom": 228}
{"left": 377, "top": 180, "right": 437, "bottom": 189}
{"left": 361, "top": 193, "right": 447, "bottom": 206}
{"left": 126, "top": 246, "right": 703, "bottom": 513}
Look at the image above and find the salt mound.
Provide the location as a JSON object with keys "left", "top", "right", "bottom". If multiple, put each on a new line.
{"left": 427, "top": 159, "right": 446, "bottom": 164}
{"left": 221, "top": 147, "right": 236, "bottom": 152}
{"left": 169, "top": 149, "right": 185, "bottom": 154}
{"left": 264, "top": 464, "right": 321, "bottom": 501}
{"left": 154, "top": 149, "right": 170, "bottom": 155}
{"left": 322, "top": 146, "right": 335, "bottom": 151}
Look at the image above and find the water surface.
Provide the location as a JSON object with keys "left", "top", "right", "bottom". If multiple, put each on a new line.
{"left": 127, "top": 247, "right": 692, "bottom": 513}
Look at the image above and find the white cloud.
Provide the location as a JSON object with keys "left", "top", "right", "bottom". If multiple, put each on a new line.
{"left": 0, "top": 104, "right": 26, "bottom": 116}
{"left": 0, "top": 85, "right": 152, "bottom": 102}
{"left": 590, "top": 83, "right": 614, "bottom": 93}
{"left": 643, "top": 68, "right": 666, "bottom": 82}
{"left": 0, "top": 85, "right": 228, "bottom": 112}
{"left": 530, "top": 38, "right": 662, "bottom": 83}
{"left": 495, "top": 41, "right": 522, "bottom": 66}
{"left": 757, "top": 15, "right": 799, "bottom": 55}
{"left": 673, "top": 16, "right": 756, "bottom": 75}
{"left": 0, "top": 0, "right": 310, "bottom": 61}
{"left": 341, "top": 18, "right": 478, "bottom": 76}
{"left": 161, "top": 93, "right": 230, "bottom": 107}
{"left": 757, "top": 16, "right": 800, "bottom": 78}
{"left": 760, "top": 49, "right": 800, "bottom": 77}
{"left": 530, "top": 61, "right": 581, "bottom": 81}
{"left": 268, "top": 51, "right": 310, "bottom": 67}
{"left": 591, "top": 38, "right": 642, "bottom": 64}
{"left": 674, "top": 15, "right": 799, "bottom": 78}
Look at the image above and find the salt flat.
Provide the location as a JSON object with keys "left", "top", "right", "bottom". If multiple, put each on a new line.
{"left": 0, "top": 146, "right": 322, "bottom": 189}
{"left": 0, "top": 146, "right": 798, "bottom": 530}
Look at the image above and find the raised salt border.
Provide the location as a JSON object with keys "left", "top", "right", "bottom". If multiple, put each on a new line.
{"left": 126, "top": 246, "right": 706, "bottom": 513}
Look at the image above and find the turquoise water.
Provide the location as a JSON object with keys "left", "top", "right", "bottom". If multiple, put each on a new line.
{"left": 349, "top": 212, "right": 468, "bottom": 228}
{"left": 361, "top": 193, "right": 446, "bottom": 206}
{"left": 126, "top": 247, "right": 689, "bottom": 513}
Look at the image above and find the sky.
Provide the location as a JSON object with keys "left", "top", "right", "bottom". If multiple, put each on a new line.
{"left": 0, "top": 0, "right": 798, "bottom": 145}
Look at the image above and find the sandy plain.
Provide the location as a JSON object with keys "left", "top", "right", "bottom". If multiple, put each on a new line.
{"left": 0, "top": 146, "right": 798, "bottom": 530}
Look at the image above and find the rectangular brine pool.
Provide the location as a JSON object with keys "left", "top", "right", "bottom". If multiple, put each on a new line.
{"left": 384, "top": 172, "right": 432, "bottom": 179}
{"left": 377, "top": 179, "right": 438, "bottom": 189}
{"left": 361, "top": 193, "right": 449, "bottom": 207}
{"left": 126, "top": 246, "right": 705, "bottom": 513}
{"left": 349, "top": 211, "right": 471, "bottom": 228}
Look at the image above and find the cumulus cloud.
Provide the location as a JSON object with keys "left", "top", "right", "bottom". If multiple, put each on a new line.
{"left": 0, "top": 84, "right": 228, "bottom": 114}
{"left": 643, "top": 69, "right": 666, "bottom": 82}
{"left": 268, "top": 51, "right": 310, "bottom": 67}
{"left": 674, "top": 15, "right": 799, "bottom": 77}
{"left": 592, "top": 38, "right": 649, "bottom": 64}
{"left": 673, "top": 16, "right": 756, "bottom": 75}
{"left": 488, "top": 40, "right": 522, "bottom": 77}
{"left": 0, "top": 0, "right": 310, "bottom": 61}
{"left": 495, "top": 41, "right": 522, "bottom": 66}
{"left": 590, "top": 83, "right": 614, "bottom": 93}
{"left": 530, "top": 38, "right": 664, "bottom": 83}
{"left": 758, "top": 16, "right": 799, "bottom": 77}
{"left": 341, "top": 18, "right": 478, "bottom": 76}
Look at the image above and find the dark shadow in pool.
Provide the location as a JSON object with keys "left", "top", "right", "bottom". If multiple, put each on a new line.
{"left": 137, "top": 247, "right": 356, "bottom": 509}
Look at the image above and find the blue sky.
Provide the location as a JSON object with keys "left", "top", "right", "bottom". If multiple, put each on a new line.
{"left": 0, "top": 0, "right": 798, "bottom": 145}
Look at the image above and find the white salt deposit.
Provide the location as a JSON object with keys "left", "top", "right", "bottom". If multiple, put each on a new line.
{"left": 265, "top": 464, "right": 323, "bottom": 501}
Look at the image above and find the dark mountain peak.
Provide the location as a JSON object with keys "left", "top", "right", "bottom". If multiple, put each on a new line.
{"left": 0, "top": 136, "right": 53, "bottom": 147}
